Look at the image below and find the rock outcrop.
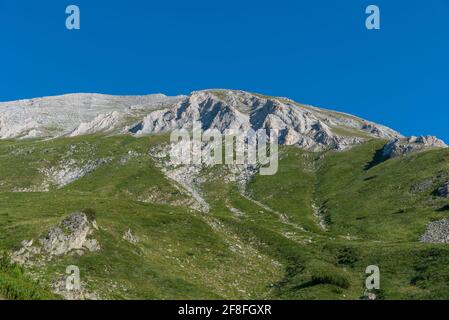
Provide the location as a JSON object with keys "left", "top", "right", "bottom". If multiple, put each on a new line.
{"left": 122, "top": 229, "right": 139, "bottom": 244}
{"left": 11, "top": 212, "right": 100, "bottom": 266}
{"left": 437, "top": 182, "right": 449, "bottom": 198}
{"left": 383, "top": 136, "right": 447, "bottom": 158}
{"left": 421, "top": 218, "right": 449, "bottom": 243}
{"left": 40, "top": 158, "right": 112, "bottom": 188}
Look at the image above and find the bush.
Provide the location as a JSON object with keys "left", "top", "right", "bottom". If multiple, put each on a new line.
{"left": 82, "top": 208, "right": 97, "bottom": 222}
{"left": 336, "top": 246, "right": 359, "bottom": 267}
{"left": 0, "top": 251, "right": 56, "bottom": 300}
{"left": 311, "top": 271, "right": 350, "bottom": 289}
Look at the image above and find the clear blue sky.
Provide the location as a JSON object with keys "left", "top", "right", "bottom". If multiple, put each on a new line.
{"left": 1, "top": 0, "right": 448, "bottom": 141}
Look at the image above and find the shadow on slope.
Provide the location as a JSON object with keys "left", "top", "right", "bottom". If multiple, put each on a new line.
{"left": 364, "top": 145, "right": 388, "bottom": 171}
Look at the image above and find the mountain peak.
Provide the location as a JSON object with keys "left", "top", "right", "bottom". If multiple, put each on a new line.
{"left": 130, "top": 89, "right": 402, "bottom": 151}
{"left": 0, "top": 89, "right": 424, "bottom": 152}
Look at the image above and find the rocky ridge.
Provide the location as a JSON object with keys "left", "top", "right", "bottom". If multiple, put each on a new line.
{"left": 0, "top": 90, "right": 404, "bottom": 152}
{"left": 0, "top": 93, "right": 184, "bottom": 139}
{"left": 129, "top": 90, "right": 402, "bottom": 151}
{"left": 383, "top": 136, "right": 447, "bottom": 158}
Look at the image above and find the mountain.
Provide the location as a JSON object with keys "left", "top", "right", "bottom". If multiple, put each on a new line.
{"left": 0, "top": 90, "right": 401, "bottom": 150}
{"left": 1, "top": 89, "right": 449, "bottom": 300}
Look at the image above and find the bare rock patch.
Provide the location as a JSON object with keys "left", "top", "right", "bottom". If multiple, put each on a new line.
{"left": 421, "top": 218, "right": 449, "bottom": 243}
{"left": 122, "top": 229, "right": 139, "bottom": 244}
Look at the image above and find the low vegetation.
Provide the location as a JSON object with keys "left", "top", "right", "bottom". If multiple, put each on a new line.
{"left": 1, "top": 135, "right": 449, "bottom": 299}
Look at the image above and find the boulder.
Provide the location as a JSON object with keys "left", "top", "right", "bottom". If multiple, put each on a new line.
{"left": 420, "top": 218, "right": 449, "bottom": 243}
{"left": 437, "top": 182, "right": 449, "bottom": 198}
{"left": 122, "top": 229, "right": 139, "bottom": 244}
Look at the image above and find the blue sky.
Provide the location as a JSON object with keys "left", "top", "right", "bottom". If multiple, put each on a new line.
{"left": 1, "top": 0, "right": 448, "bottom": 141}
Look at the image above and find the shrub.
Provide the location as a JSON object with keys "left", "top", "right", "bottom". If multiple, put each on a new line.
{"left": 311, "top": 271, "right": 350, "bottom": 289}
{"left": 82, "top": 208, "right": 97, "bottom": 222}
{"left": 0, "top": 251, "right": 56, "bottom": 300}
{"left": 336, "top": 246, "right": 359, "bottom": 267}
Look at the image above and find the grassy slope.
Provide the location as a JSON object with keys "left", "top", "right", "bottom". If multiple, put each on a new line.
{"left": 316, "top": 140, "right": 449, "bottom": 242}
{"left": 243, "top": 140, "right": 449, "bottom": 299}
{"left": 0, "top": 135, "right": 280, "bottom": 299}
{"left": 1, "top": 136, "right": 449, "bottom": 299}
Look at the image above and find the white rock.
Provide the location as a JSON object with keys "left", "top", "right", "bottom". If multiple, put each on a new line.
{"left": 10, "top": 212, "right": 100, "bottom": 266}
{"left": 0, "top": 89, "right": 407, "bottom": 152}
{"left": 130, "top": 90, "right": 402, "bottom": 151}
{"left": 383, "top": 135, "right": 447, "bottom": 158}
{"left": 69, "top": 111, "right": 120, "bottom": 137}
{"left": 0, "top": 93, "right": 183, "bottom": 139}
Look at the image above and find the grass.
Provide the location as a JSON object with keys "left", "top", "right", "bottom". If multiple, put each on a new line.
{"left": 0, "top": 135, "right": 281, "bottom": 299}
{"left": 1, "top": 135, "right": 449, "bottom": 299}
{"left": 315, "top": 140, "right": 449, "bottom": 241}
{"left": 0, "top": 252, "right": 57, "bottom": 300}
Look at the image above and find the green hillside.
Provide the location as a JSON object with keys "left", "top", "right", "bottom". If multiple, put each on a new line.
{"left": 1, "top": 135, "right": 449, "bottom": 299}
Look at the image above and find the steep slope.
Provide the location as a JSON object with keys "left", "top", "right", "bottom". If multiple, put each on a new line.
{"left": 316, "top": 140, "right": 449, "bottom": 242}
{"left": 129, "top": 90, "right": 402, "bottom": 151}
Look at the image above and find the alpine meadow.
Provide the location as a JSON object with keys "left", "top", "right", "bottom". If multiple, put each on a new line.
{"left": 0, "top": 89, "right": 449, "bottom": 300}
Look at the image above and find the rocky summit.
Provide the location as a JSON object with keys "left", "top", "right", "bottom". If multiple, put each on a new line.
{"left": 5, "top": 89, "right": 447, "bottom": 156}
{"left": 0, "top": 89, "right": 403, "bottom": 151}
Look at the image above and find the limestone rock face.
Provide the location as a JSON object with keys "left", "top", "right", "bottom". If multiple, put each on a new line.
{"left": 0, "top": 93, "right": 183, "bottom": 139}
{"left": 0, "top": 89, "right": 403, "bottom": 152}
{"left": 69, "top": 111, "right": 120, "bottom": 137}
{"left": 129, "top": 90, "right": 402, "bottom": 151}
{"left": 383, "top": 136, "right": 447, "bottom": 158}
